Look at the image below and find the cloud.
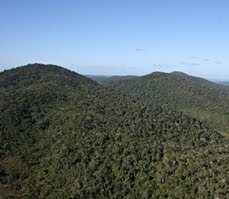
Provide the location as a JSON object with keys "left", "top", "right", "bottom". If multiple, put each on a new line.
{"left": 214, "top": 61, "right": 222, "bottom": 65}
{"left": 180, "top": 62, "right": 200, "bottom": 66}
{"left": 185, "top": 56, "right": 224, "bottom": 66}
{"left": 188, "top": 56, "right": 209, "bottom": 62}
{"left": 135, "top": 48, "right": 144, "bottom": 52}
{"left": 188, "top": 56, "right": 199, "bottom": 60}
{"left": 189, "top": 56, "right": 199, "bottom": 59}
{"left": 152, "top": 64, "right": 174, "bottom": 69}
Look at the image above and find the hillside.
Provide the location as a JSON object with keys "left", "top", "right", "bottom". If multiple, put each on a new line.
{"left": 107, "top": 71, "right": 229, "bottom": 136}
{"left": 0, "top": 64, "right": 228, "bottom": 198}
{"left": 86, "top": 75, "right": 109, "bottom": 84}
{"left": 87, "top": 75, "right": 138, "bottom": 84}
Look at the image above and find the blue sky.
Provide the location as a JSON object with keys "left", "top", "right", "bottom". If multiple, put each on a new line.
{"left": 0, "top": 0, "right": 229, "bottom": 79}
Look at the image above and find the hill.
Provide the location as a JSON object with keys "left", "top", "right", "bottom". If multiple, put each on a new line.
{"left": 211, "top": 80, "right": 229, "bottom": 86}
{"left": 0, "top": 64, "right": 228, "bottom": 198}
{"left": 219, "top": 82, "right": 229, "bottom": 86}
{"left": 106, "top": 71, "right": 229, "bottom": 137}
{"left": 86, "top": 75, "right": 109, "bottom": 84}
{"left": 87, "top": 75, "right": 138, "bottom": 84}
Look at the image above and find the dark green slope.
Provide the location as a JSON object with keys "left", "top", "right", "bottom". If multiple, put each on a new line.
{"left": 107, "top": 71, "right": 229, "bottom": 136}
{"left": 0, "top": 64, "right": 228, "bottom": 199}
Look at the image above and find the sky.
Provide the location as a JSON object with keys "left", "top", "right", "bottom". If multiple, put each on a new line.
{"left": 0, "top": 0, "right": 229, "bottom": 79}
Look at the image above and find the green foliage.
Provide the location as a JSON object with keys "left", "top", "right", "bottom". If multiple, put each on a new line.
{"left": 0, "top": 64, "right": 228, "bottom": 198}
{"left": 106, "top": 71, "right": 229, "bottom": 136}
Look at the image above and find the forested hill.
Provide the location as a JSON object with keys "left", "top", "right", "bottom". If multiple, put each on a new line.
{"left": 85, "top": 75, "right": 109, "bottom": 84}
{"left": 87, "top": 75, "right": 138, "bottom": 84}
{"left": 0, "top": 64, "right": 228, "bottom": 198}
{"left": 106, "top": 71, "right": 229, "bottom": 136}
{"left": 0, "top": 63, "right": 98, "bottom": 89}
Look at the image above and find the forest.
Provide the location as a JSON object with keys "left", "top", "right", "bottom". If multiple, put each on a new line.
{"left": 103, "top": 71, "right": 229, "bottom": 138}
{"left": 0, "top": 64, "right": 228, "bottom": 199}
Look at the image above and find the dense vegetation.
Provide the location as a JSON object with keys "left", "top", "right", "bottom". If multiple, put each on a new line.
{"left": 106, "top": 71, "right": 229, "bottom": 137}
{"left": 0, "top": 64, "right": 228, "bottom": 198}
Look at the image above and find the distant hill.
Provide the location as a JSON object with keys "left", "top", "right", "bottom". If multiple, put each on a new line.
{"left": 107, "top": 71, "right": 229, "bottom": 136}
{"left": 86, "top": 75, "right": 109, "bottom": 83}
{"left": 0, "top": 64, "right": 228, "bottom": 198}
{"left": 217, "top": 82, "right": 229, "bottom": 86}
{"left": 87, "top": 75, "right": 138, "bottom": 84}
{"left": 208, "top": 79, "right": 229, "bottom": 86}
